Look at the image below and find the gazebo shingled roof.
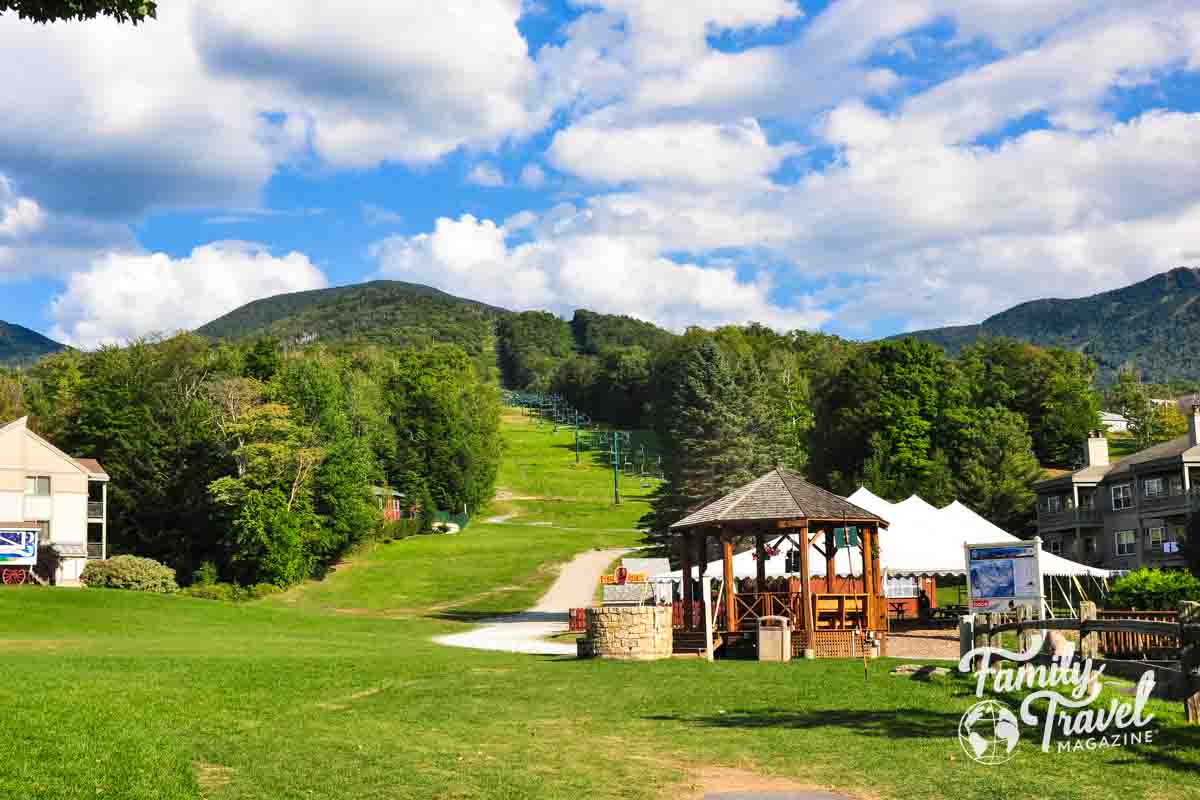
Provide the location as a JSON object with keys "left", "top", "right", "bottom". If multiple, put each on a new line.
{"left": 670, "top": 466, "right": 887, "bottom": 530}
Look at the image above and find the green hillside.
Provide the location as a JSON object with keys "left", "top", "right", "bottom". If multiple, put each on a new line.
{"left": 196, "top": 280, "right": 509, "bottom": 367}
{"left": 899, "top": 267, "right": 1200, "bottom": 382}
{"left": 0, "top": 320, "right": 65, "bottom": 367}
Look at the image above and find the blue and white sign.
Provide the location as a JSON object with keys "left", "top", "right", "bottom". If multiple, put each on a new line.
{"left": 965, "top": 539, "right": 1043, "bottom": 616}
{"left": 0, "top": 528, "right": 39, "bottom": 566}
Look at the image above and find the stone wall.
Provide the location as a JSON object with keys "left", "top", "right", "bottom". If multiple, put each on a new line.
{"left": 581, "top": 605, "right": 672, "bottom": 660}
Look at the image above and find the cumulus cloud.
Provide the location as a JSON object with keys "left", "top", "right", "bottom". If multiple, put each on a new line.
{"left": 549, "top": 117, "right": 796, "bottom": 188}
{"left": 50, "top": 242, "right": 327, "bottom": 347}
{"left": 369, "top": 214, "right": 826, "bottom": 331}
{"left": 467, "top": 163, "right": 506, "bottom": 187}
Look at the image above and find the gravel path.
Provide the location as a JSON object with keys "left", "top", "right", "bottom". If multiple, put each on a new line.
{"left": 434, "top": 547, "right": 630, "bottom": 656}
{"left": 886, "top": 627, "right": 960, "bottom": 660}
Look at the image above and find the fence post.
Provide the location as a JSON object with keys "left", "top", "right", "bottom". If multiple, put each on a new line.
{"left": 974, "top": 613, "right": 990, "bottom": 655}
{"left": 1182, "top": 601, "right": 1199, "bottom": 724}
{"left": 959, "top": 613, "right": 976, "bottom": 662}
{"left": 1079, "top": 601, "right": 1098, "bottom": 660}
{"left": 1017, "top": 605, "right": 1033, "bottom": 654}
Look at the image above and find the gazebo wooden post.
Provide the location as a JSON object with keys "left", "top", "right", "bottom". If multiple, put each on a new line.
{"left": 824, "top": 527, "right": 836, "bottom": 594}
{"left": 798, "top": 522, "right": 813, "bottom": 638}
{"left": 869, "top": 524, "right": 884, "bottom": 629}
{"left": 680, "top": 530, "right": 694, "bottom": 631}
{"left": 722, "top": 530, "right": 737, "bottom": 633}
{"left": 859, "top": 525, "right": 872, "bottom": 629}
{"left": 755, "top": 531, "right": 767, "bottom": 594}
{"left": 696, "top": 533, "right": 707, "bottom": 577}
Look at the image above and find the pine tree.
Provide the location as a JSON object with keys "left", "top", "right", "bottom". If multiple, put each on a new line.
{"left": 641, "top": 338, "right": 759, "bottom": 553}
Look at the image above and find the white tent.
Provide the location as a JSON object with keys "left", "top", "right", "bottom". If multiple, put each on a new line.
{"left": 661, "top": 488, "right": 1110, "bottom": 580}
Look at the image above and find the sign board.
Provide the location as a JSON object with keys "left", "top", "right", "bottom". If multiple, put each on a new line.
{"left": 0, "top": 528, "right": 39, "bottom": 567}
{"left": 600, "top": 570, "right": 647, "bottom": 585}
{"left": 964, "top": 539, "right": 1043, "bottom": 616}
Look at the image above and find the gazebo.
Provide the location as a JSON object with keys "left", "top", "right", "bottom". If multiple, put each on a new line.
{"left": 670, "top": 466, "right": 889, "bottom": 656}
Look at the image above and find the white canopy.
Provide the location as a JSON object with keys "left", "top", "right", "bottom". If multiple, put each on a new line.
{"left": 660, "top": 487, "right": 1111, "bottom": 580}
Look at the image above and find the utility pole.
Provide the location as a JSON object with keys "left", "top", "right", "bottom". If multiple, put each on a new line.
{"left": 612, "top": 430, "right": 621, "bottom": 505}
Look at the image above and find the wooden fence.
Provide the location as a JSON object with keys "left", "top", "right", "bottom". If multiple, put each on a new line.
{"left": 973, "top": 610, "right": 1200, "bottom": 722}
{"left": 1096, "top": 609, "right": 1179, "bottom": 658}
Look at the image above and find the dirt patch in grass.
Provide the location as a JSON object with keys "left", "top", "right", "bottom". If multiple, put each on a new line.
{"left": 493, "top": 488, "right": 545, "bottom": 502}
{"left": 0, "top": 639, "right": 82, "bottom": 651}
{"left": 668, "top": 766, "right": 863, "bottom": 800}
{"left": 192, "top": 761, "right": 234, "bottom": 797}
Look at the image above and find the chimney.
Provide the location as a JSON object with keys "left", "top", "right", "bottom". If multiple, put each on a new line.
{"left": 1084, "top": 430, "right": 1108, "bottom": 468}
{"left": 1190, "top": 404, "right": 1200, "bottom": 447}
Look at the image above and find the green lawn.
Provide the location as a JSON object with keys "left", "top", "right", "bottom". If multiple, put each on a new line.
{"left": 2, "top": 412, "right": 1198, "bottom": 800}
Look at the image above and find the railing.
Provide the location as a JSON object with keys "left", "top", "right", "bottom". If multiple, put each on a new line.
{"left": 1096, "top": 609, "right": 1180, "bottom": 658}
{"left": 1139, "top": 492, "right": 1192, "bottom": 513}
{"left": 975, "top": 613, "right": 1192, "bottom": 660}
{"left": 86, "top": 542, "right": 104, "bottom": 560}
{"left": 87, "top": 501, "right": 104, "bottom": 519}
{"left": 1037, "top": 507, "right": 1102, "bottom": 528}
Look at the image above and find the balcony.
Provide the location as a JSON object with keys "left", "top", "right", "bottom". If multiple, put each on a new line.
{"left": 87, "top": 501, "right": 105, "bottom": 520}
{"left": 86, "top": 541, "right": 104, "bottom": 560}
{"left": 1036, "top": 507, "right": 1102, "bottom": 531}
{"left": 1138, "top": 490, "right": 1198, "bottom": 515}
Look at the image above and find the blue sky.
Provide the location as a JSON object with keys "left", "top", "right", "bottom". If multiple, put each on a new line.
{"left": 1, "top": 1, "right": 1199, "bottom": 347}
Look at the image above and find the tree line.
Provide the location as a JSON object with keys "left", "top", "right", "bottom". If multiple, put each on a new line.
{"left": 0, "top": 334, "right": 500, "bottom": 586}
{"left": 497, "top": 313, "right": 1117, "bottom": 544}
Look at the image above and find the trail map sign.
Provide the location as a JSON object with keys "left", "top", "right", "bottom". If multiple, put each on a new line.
{"left": 0, "top": 528, "right": 38, "bottom": 566}
{"left": 964, "top": 539, "right": 1044, "bottom": 616}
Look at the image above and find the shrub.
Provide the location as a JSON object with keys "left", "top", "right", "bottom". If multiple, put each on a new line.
{"left": 1107, "top": 568, "right": 1200, "bottom": 610}
{"left": 193, "top": 561, "right": 219, "bottom": 586}
{"left": 378, "top": 518, "right": 421, "bottom": 541}
{"left": 82, "top": 555, "right": 178, "bottom": 593}
{"left": 180, "top": 581, "right": 282, "bottom": 602}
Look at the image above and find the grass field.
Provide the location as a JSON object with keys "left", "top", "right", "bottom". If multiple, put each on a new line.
{"left": 2, "top": 412, "right": 1198, "bottom": 800}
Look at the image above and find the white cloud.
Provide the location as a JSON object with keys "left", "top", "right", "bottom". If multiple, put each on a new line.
{"left": 549, "top": 117, "right": 796, "bottom": 188}
{"left": 369, "top": 213, "right": 826, "bottom": 331}
{"left": 0, "top": 178, "right": 43, "bottom": 239}
{"left": 519, "top": 164, "right": 546, "bottom": 189}
{"left": 361, "top": 204, "right": 404, "bottom": 226}
{"left": 467, "top": 163, "right": 506, "bottom": 188}
{"left": 193, "top": 0, "right": 545, "bottom": 169}
{"left": 50, "top": 242, "right": 327, "bottom": 347}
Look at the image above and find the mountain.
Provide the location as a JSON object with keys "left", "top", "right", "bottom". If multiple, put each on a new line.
{"left": 0, "top": 321, "right": 65, "bottom": 367}
{"left": 197, "top": 280, "right": 510, "bottom": 369}
{"left": 898, "top": 267, "right": 1200, "bottom": 383}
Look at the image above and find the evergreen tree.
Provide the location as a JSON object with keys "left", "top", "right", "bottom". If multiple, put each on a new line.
{"left": 641, "top": 337, "right": 760, "bottom": 553}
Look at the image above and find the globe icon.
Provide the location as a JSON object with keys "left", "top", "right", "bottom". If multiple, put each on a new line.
{"left": 958, "top": 699, "right": 1020, "bottom": 765}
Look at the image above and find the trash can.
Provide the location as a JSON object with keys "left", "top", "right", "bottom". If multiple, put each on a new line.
{"left": 757, "top": 615, "right": 792, "bottom": 662}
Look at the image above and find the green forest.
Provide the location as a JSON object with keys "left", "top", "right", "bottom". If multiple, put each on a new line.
{"left": 0, "top": 335, "right": 500, "bottom": 587}
{"left": 496, "top": 315, "right": 1119, "bottom": 543}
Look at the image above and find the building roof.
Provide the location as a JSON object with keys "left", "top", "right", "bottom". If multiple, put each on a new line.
{"left": 1035, "top": 433, "right": 1200, "bottom": 489}
{"left": 670, "top": 466, "right": 887, "bottom": 530}
{"left": 73, "top": 458, "right": 109, "bottom": 480}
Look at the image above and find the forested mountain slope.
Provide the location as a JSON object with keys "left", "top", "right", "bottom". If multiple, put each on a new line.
{"left": 0, "top": 320, "right": 65, "bottom": 366}
{"left": 899, "top": 267, "right": 1200, "bottom": 382}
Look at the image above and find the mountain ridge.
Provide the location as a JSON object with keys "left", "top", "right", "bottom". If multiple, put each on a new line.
{"left": 0, "top": 320, "right": 66, "bottom": 367}
{"left": 897, "top": 267, "right": 1200, "bottom": 383}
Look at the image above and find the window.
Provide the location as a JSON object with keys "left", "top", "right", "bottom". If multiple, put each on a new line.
{"left": 1147, "top": 526, "right": 1166, "bottom": 552}
{"left": 885, "top": 576, "right": 919, "bottom": 598}
{"left": 1085, "top": 536, "right": 1097, "bottom": 554}
{"left": 1045, "top": 538, "right": 1063, "bottom": 555}
{"left": 1116, "top": 530, "right": 1136, "bottom": 556}
{"left": 1043, "top": 495, "right": 1063, "bottom": 513}
{"left": 1168, "top": 475, "right": 1184, "bottom": 495}
{"left": 1174, "top": 525, "right": 1188, "bottom": 544}
{"left": 1143, "top": 477, "right": 1165, "bottom": 498}
{"left": 24, "top": 476, "right": 50, "bottom": 496}
{"left": 1079, "top": 492, "right": 1095, "bottom": 510}
{"left": 1112, "top": 484, "right": 1133, "bottom": 510}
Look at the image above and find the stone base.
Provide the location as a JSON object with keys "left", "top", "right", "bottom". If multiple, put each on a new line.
{"left": 581, "top": 605, "right": 672, "bottom": 660}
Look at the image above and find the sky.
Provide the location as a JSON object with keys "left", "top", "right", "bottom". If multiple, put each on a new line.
{"left": 2, "top": 0, "right": 1200, "bottom": 348}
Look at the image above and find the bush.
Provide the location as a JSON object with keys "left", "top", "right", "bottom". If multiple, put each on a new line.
{"left": 81, "top": 555, "right": 178, "bottom": 593}
{"left": 193, "top": 561, "right": 219, "bottom": 586}
{"left": 1107, "top": 568, "right": 1200, "bottom": 610}
{"left": 180, "top": 581, "right": 282, "bottom": 602}
{"left": 378, "top": 518, "right": 421, "bottom": 542}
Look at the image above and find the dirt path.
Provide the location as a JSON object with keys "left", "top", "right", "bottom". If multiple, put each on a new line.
{"left": 434, "top": 547, "right": 630, "bottom": 656}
